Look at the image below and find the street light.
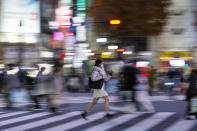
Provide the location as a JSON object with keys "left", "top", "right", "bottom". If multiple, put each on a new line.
{"left": 116, "top": 49, "right": 125, "bottom": 52}
{"left": 108, "top": 45, "right": 118, "bottom": 49}
{"left": 109, "top": 19, "right": 121, "bottom": 25}
{"left": 123, "top": 51, "right": 133, "bottom": 55}
{"left": 96, "top": 38, "right": 107, "bottom": 43}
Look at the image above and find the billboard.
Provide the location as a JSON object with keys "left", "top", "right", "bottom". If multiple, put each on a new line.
{"left": 169, "top": 59, "right": 185, "bottom": 67}
{"left": 136, "top": 61, "right": 150, "bottom": 67}
{"left": 0, "top": 0, "right": 40, "bottom": 33}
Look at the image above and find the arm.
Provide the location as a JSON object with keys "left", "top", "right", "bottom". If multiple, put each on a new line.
{"left": 104, "top": 74, "right": 111, "bottom": 81}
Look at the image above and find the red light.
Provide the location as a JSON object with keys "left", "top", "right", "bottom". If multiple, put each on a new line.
{"left": 60, "top": 53, "right": 66, "bottom": 59}
{"left": 60, "top": 53, "right": 66, "bottom": 56}
{"left": 65, "top": 32, "right": 74, "bottom": 36}
{"left": 116, "top": 49, "right": 125, "bottom": 52}
{"left": 141, "top": 74, "right": 150, "bottom": 76}
{"left": 109, "top": 20, "right": 121, "bottom": 25}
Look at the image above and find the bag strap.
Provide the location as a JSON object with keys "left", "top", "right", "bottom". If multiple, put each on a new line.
{"left": 90, "top": 69, "right": 103, "bottom": 78}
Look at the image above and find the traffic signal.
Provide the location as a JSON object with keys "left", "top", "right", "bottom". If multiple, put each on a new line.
{"left": 109, "top": 19, "right": 121, "bottom": 25}
{"left": 116, "top": 49, "right": 125, "bottom": 52}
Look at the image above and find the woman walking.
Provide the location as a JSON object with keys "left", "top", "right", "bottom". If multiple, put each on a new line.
{"left": 81, "top": 59, "right": 112, "bottom": 120}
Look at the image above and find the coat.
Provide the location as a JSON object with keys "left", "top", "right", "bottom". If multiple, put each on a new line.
{"left": 31, "top": 72, "right": 52, "bottom": 96}
{"left": 91, "top": 66, "right": 111, "bottom": 82}
{"left": 91, "top": 66, "right": 111, "bottom": 98}
{"left": 120, "top": 66, "right": 139, "bottom": 91}
{"left": 186, "top": 74, "right": 197, "bottom": 101}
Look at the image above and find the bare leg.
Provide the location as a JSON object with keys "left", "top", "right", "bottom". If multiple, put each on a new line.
{"left": 102, "top": 96, "right": 109, "bottom": 113}
{"left": 85, "top": 97, "right": 99, "bottom": 112}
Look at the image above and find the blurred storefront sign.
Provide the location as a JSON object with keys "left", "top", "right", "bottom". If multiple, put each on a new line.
{"left": 76, "top": 26, "right": 86, "bottom": 41}
{"left": 159, "top": 51, "right": 193, "bottom": 61}
{"left": 0, "top": 33, "right": 39, "bottom": 44}
{"left": 53, "top": 32, "right": 64, "bottom": 41}
{"left": 101, "top": 55, "right": 111, "bottom": 58}
{"left": 55, "top": 0, "right": 72, "bottom": 30}
{"left": 3, "top": 47, "right": 39, "bottom": 59}
{"left": 0, "top": 0, "right": 40, "bottom": 33}
{"left": 159, "top": 51, "right": 193, "bottom": 71}
{"left": 77, "top": 0, "right": 86, "bottom": 10}
{"left": 3, "top": 47, "right": 19, "bottom": 59}
{"left": 40, "top": 51, "right": 54, "bottom": 58}
{"left": 3, "top": 45, "right": 40, "bottom": 65}
{"left": 48, "top": 21, "right": 59, "bottom": 30}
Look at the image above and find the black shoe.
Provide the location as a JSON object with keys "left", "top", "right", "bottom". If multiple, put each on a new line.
{"left": 5, "top": 106, "right": 13, "bottom": 110}
{"left": 81, "top": 112, "right": 88, "bottom": 120}
{"left": 49, "top": 107, "right": 57, "bottom": 113}
{"left": 186, "top": 115, "right": 196, "bottom": 120}
{"left": 106, "top": 113, "right": 114, "bottom": 119}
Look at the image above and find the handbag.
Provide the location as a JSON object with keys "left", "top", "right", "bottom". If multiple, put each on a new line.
{"left": 190, "top": 98, "right": 197, "bottom": 114}
{"left": 89, "top": 78, "right": 104, "bottom": 89}
{"left": 89, "top": 69, "right": 105, "bottom": 89}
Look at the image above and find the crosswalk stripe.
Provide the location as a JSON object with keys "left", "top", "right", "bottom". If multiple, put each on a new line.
{"left": 0, "top": 112, "right": 50, "bottom": 127}
{"left": 0, "top": 112, "right": 27, "bottom": 119}
{"left": 43, "top": 112, "right": 107, "bottom": 131}
{"left": 2, "top": 111, "right": 81, "bottom": 131}
{"left": 84, "top": 113, "right": 142, "bottom": 131}
{"left": 164, "top": 120, "right": 197, "bottom": 131}
{"left": 123, "top": 112, "right": 175, "bottom": 131}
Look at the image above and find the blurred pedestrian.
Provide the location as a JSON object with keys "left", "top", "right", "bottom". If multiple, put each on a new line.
{"left": 120, "top": 63, "right": 138, "bottom": 101}
{"left": 148, "top": 66, "right": 155, "bottom": 96}
{"left": 186, "top": 69, "right": 197, "bottom": 120}
{"left": 109, "top": 60, "right": 141, "bottom": 113}
{"left": 165, "top": 68, "right": 177, "bottom": 96}
{"left": 134, "top": 73, "right": 155, "bottom": 113}
{"left": 4, "top": 64, "right": 21, "bottom": 108}
{"left": 31, "top": 67, "right": 51, "bottom": 110}
{"left": 81, "top": 59, "right": 112, "bottom": 120}
{"left": 48, "top": 63, "right": 65, "bottom": 112}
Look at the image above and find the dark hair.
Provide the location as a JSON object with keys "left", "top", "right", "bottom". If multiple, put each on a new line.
{"left": 54, "top": 63, "right": 63, "bottom": 72}
{"left": 41, "top": 67, "right": 46, "bottom": 70}
{"left": 95, "top": 59, "right": 103, "bottom": 66}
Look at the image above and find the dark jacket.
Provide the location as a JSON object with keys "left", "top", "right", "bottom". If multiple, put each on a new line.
{"left": 186, "top": 74, "right": 197, "bottom": 101}
{"left": 120, "top": 66, "right": 139, "bottom": 91}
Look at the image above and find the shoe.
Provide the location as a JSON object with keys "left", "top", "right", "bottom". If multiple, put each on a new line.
{"left": 26, "top": 107, "right": 42, "bottom": 111}
{"left": 186, "top": 115, "right": 196, "bottom": 120}
{"left": 106, "top": 113, "right": 114, "bottom": 119}
{"left": 145, "top": 109, "right": 155, "bottom": 113}
{"left": 81, "top": 112, "right": 88, "bottom": 120}
{"left": 49, "top": 107, "right": 57, "bottom": 113}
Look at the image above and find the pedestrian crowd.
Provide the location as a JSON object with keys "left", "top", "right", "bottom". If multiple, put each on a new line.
{"left": 0, "top": 59, "right": 196, "bottom": 121}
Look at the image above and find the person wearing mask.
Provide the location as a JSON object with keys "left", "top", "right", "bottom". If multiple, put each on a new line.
{"left": 81, "top": 59, "right": 112, "bottom": 120}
